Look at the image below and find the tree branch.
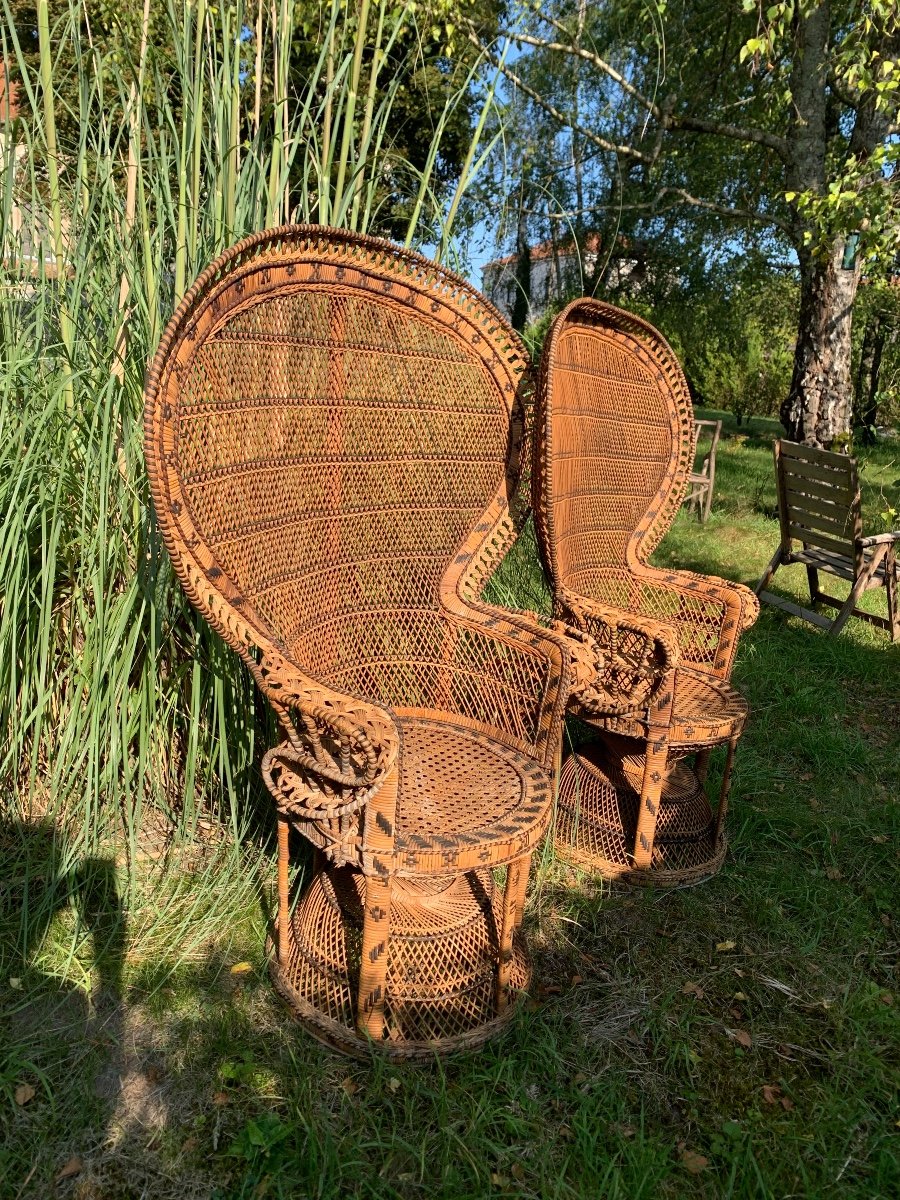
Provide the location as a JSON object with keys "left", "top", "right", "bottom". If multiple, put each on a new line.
{"left": 469, "top": 32, "right": 657, "bottom": 164}
{"left": 505, "top": 30, "right": 659, "bottom": 118}
{"left": 499, "top": 29, "right": 791, "bottom": 161}
{"left": 665, "top": 113, "right": 789, "bottom": 159}
{"left": 526, "top": 188, "right": 792, "bottom": 234}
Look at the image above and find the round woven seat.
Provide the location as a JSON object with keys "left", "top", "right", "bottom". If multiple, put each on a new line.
{"left": 595, "top": 668, "right": 748, "bottom": 748}
{"left": 555, "top": 740, "right": 726, "bottom": 885}
{"left": 390, "top": 717, "right": 553, "bottom": 873}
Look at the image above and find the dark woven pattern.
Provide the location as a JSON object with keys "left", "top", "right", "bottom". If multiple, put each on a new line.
{"left": 145, "top": 226, "right": 591, "bottom": 1055}
{"left": 533, "top": 299, "right": 756, "bottom": 885}
{"left": 555, "top": 743, "right": 726, "bottom": 886}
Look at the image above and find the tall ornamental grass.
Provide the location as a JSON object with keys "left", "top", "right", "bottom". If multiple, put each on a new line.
{"left": 0, "top": 0, "right": 504, "bottom": 890}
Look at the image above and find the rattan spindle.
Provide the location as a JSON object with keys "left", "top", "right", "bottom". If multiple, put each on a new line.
{"left": 144, "top": 226, "right": 602, "bottom": 1057}
{"left": 533, "top": 299, "right": 758, "bottom": 886}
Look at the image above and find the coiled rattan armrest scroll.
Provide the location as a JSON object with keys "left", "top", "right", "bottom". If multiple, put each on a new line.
{"left": 553, "top": 589, "right": 679, "bottom": 716}
{"left": 255, "top": 650, "right": 399, "bottom": 822}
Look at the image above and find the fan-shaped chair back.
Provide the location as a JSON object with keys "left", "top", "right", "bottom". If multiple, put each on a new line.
{"left": 535, "top": 299, "right": 694, "bottom": 598}
{"left": 145, "top": 227, "right": 528, "bottom": 708}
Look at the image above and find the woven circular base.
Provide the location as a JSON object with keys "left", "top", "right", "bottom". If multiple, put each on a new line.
{"left": 554, "top": 740, "right": 726, "bottom": 887}
{"left": 269, "top": 866, "right": 530, "bottom": 1060}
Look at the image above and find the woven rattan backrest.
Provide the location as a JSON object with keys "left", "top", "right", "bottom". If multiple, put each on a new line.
{"left": 534, "top": 299, "right": 694, "bottom": 594}
{"left": 145, "top": 227, "right": 528, "bottom": 700}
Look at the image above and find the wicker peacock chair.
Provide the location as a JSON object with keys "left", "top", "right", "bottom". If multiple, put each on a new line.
{"left": 533, "top": 299, "right": 759, "bottom": 886}
{"left": 144, "top": 226, "right": 602, "bottom": 1058}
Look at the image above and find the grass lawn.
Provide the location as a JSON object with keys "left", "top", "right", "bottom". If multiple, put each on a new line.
{"left": 2, "top": 413, "right": 898, "bottom": 1199}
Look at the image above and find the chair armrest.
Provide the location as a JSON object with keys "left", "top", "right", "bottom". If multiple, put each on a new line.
{"left": 478, "top": 604, "right": 608, "bottom": 706}
{"left": 858, "top": 530, "right": 900, "bottom": 548}
{"left": 446, "top": 600, "right": 606, "bottom": 764}
{"left": 619, "top": 567, "right": 758, "bottom": 676}
{"left": 254, "top": 649, "right": 399, "bottom": 821}
{"left": 556, "top": 589, "right": 679, "bottom": 715}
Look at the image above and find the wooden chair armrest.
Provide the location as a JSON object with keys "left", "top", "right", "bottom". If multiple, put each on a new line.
{"left": 255, "top": 649, "right": 399, "bottom": 820}
{"left": 858, "top": 531, "right": 900, "bottom": 548}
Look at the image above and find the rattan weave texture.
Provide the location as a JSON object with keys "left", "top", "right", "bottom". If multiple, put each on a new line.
{"left": 145, "top": 226, "right": 595, "bottom": 1055}
{"left": 533, "top": 299, "right": 757, "bottom": 884}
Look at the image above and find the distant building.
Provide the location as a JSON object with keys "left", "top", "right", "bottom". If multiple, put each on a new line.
{"left": 482, "top": 233, "right": 647, "bottom": 324}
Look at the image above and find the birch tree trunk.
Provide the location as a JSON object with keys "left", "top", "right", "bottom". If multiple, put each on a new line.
{"left": 781, "top": 238, "right": 861, "bottom": 446}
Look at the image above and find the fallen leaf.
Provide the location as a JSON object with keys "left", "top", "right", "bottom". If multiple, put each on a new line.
{"left": 880, "top": 992, "right": 894, "bottom": 1006}
{"left": 559, "top": 1124, "right": 574, "bottom": 1140}
{"left": 825, "top": 867, "right": 842, "bottom": 880}
{"left": 230, "top": 961, "right": 253, "bottom": 975}
{"left": 511, "top": 1163, "right": 526, "bottom": 1183}
{"left": 733, "top": 992, "right": 747, "bottom": 1001}
{"left": 716, "top": 940, "right": 737, "bottom": 952}
{"left": 490, "top": 1173, "right": 508, "bottom": 1187}
{"left": 734, "top": 968, "right": 745, "bottom": 978}
{"left": 212, "top": 1091, "right": 230, "bottom": 1106}
{"left": 731, "top": 1029, "right": 752, "bottom": 1049}
{"left": 341, "top": 1078, "right": 359, "bottom": 1096}
{"left": 871, "top": 835, "right": 888, "bottom": 845}
{"left": 779, "top": 1095, "right": 795, "bottom": 1111}
{"left": 680, "top": 1149, "right": 709, "bottom": 1174}
{"left": 181, "top": 1136, "right": 199, "bottom": 1154}
{"left": 15, "top": 1083, "right": 35, "bottom": 1106}
{"left": 798, "top": 771, "right": 814, "bottom": 781}
{"left": 56, "top": 1157, "right": 82, "bottom": 1182}
{"left": 9, "top": 977, "right": 22, "bottom": 990}
{"left": 570, "top": 974, "right": 583, "bottom": 986}
{"left": 387, "top": 1077, "right": 401, "bottom": 1092}
{"left": 682, "top": 981, "right": 704, "bottom": 999}
{"left": 761, "top": 1085, "right": 781, "bottom": 1105}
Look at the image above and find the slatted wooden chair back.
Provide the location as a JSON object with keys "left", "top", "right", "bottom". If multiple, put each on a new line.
{"left": 144, "top": 226, "right": 530, "bottom": 710}
{"left": 756, "top": 440, "right": 899, "bottom": 640}
{"left": 534, "top": 298, "right": 695, "bottom": 600}
{"left": 774, "top": 440, "right": 860, "bottom": 565}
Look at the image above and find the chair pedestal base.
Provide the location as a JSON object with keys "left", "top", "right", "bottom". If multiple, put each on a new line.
{"left": 269, "top": 865, "right": 530, "bottom": 1060}
{"left": 554, "top": 738, "right": 726, "bottom": 887}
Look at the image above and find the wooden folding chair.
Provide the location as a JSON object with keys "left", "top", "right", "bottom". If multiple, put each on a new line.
{"left": 755, "top": 440, "right": 899, "bottom": 641}
{"left": 683, "top": 419, "right": 722, "bottom": 523}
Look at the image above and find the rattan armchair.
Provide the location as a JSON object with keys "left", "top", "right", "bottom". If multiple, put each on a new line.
{"left": 533, "top": 299, "right": 759, "bottom": 885}
{"left": 144, "top": 227, "right": 601, "bottom": 1058}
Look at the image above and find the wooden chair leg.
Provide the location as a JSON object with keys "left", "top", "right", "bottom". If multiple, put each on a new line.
{"left": 886, "top": 548, "right": 899, "bottom": 643}
{"left": 633, "top": 677, "right": 675, "bottom": 871}
{"left": 357, "top": 876, "right": 392, "bottom": 1041}
{"left": 829, "top": 548, "right": 885, "bottom": 636}
{"left": 277, "top": 816, "right": 291, "bottom": 965}
{"left": 497, "top": 854, "right": 530, "bottom": 1012}
{"left": 755, "top": 547, "right": 783, "bottom": 596}
{"left": 806, "top": 564, "right": 820, "bottom": 605}
{"left": 633, "top": 735, "right": 667, "bottom": 870}
{"left": 713, "top": 736, "right": 738, "bottom": 844}
{"left": 701, "top": 481, "right": 713, "bottom": 523}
